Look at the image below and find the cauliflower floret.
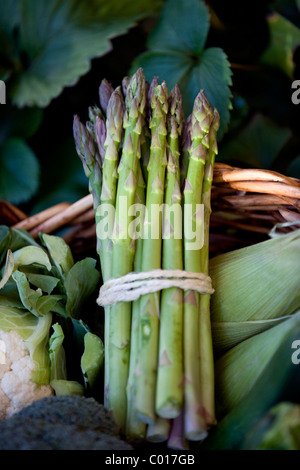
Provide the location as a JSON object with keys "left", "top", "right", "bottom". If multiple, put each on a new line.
{"left": 0, "top": 329, "right": 54, "bottom": 419}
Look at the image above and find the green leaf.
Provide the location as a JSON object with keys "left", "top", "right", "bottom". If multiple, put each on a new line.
{"left": 39, "top": 233, "right": 74, "bottom": 280}
{"left": 217, "top": 113, "right": 292, "bottom": 168}
{"left": 64, "top": 258, "right": 100, "bottom": 319}
{"left": 0, "top": 105, "right": 43, "bottom": 145}
{"left": 148, "top": 0, "right": 210, "bottom": 54}
{"left": 12, "top": 270, "right": 66, "bottom": 317}
{"left": 4, "top": 227, "right": 41, "bottom": 254}
{"left": 0, "top": 281, "right": 25, "bottom": 309}
{"left": 12, "top": 246, "right": 52, "bottom": 271}
{"left": 131, "top": 0, "right": 232, "bottom": 137}
{"left": 9, "top": 0, "right": 162, "bottom": 107}
{"left": 0, "top": 250, "right": 15, "bottom": 289}
{"left": 81, "top": 332, "right": 104, "bottom": 393}
{"left": 0, "top": 304, "right": 37, "bottom": 338}
{"left": 260, "top": 12, "right": 300, "bottom": 78}
{"left": 49, "top": 322, "right": 67, "bottom": 381}
{"left": 50, "top": 379, "right": 84, "bottom": 396}
{"left": 0, "top": 0, "right": 20, "bottom": 34}
{"left": 0, "top": 138, "right": 40, "bottom": 204}
{"left": 25, "top": 273, "right": 60, "bottom": 294}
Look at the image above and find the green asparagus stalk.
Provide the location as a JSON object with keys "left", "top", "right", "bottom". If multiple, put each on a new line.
{"left": 99, "top": 78, "right": 114, "bottom": 116}
{"left": 95, "top": 114, "right": 107, "bottom": 164}
{"left": 108, "top": 68, "right": 147, "bottom": 430}
{"left": 180, "top": 113, "right": 192, "bottom": 186}
{"left": 155, "top": 84, "right": 184, "bottom": 419}
{"left": 96, "top": 87, "right": 125, "bottom": 408}
{"left": 135, "top": 79, "right": 169, "bottom": 424}
{"left": 86, "top": 105, "right": 104, "bottom": 155}
{"left": 198, "top": 108, "right": 220, "bottom": 425}
{"left": 98, "top": 86, "right": 125, "bottom": 282}
{"left": 146, "top": 417, "right": 171, "bottom": 443}
{"left": 182, "top": 90, "right": 213, "bottom": 441}
{"left": 73, "top": 115, "right": 102, "bottom": 220}
{"left": 125, "top": 164, "right": 147, "bottom": 440}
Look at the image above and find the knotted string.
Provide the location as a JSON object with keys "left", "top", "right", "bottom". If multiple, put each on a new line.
{"left": 97, "top": 268, "right": 214, "bottom": 307}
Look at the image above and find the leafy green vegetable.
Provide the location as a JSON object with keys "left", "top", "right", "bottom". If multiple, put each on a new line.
{"left": 0, "top": 306, "right": 53, "bottom": 385}
{"left": 12, "top": 270, "right": 66, "bottom": 318}
{"left": 49, "top": 379, "right": 84, "bottom": 396}
{"left": 1, "top": 0, "right": 162, "bottom": 107}
{"left": 49, "top": 323, "right": 67, "bottom": 383}
{"left": 25, "top": 273, "right": 60, "bottom": 295}
{"left": 131, "top": 0, "right": 232, "bottom": 137}
{"left": 39, "top": 233, "right": 75, "bottom": 280}
{"left": 64, "top": 258, "right": 100, "bottom": 319}
{"left": 12, "top": 246, "right": 52, "bottom": 271}
{"left": 81, "top": 332, "right": 104, "bottom": 394}
{"left": 0, "top": 138, "right": 40, "bottom": 204}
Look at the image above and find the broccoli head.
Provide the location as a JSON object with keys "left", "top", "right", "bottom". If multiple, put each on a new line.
{"left": 0, "top": 395, "right": 133, "bottom": 450}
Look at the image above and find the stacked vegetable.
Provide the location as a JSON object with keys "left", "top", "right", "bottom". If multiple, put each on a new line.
{"left": 73, "top": 68, "right": 219, "bottom": 447}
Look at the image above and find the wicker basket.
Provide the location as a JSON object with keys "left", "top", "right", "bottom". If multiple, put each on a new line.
{"left": 1, "top": 163, "right": 300, "bottom": 258}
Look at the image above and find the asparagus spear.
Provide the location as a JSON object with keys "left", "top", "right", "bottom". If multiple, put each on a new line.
{"left": 99, "top": 78, "right": 114, "bottom": 116}
{"left": 73, "top": 115, "right": 102, "bottom": 225}
{"left": 98, "top": 86, "right": 125, "bottom": 282}
{"left": 97, "top": 87, "right": 125, "bottom": 408}
{"left": 156, "top": 84, "right": 184, "bottom": 419}
{"left": 125, "top": 164, "right": 147, "bottom": 440}
{"left": 182, "top": 90, "right": 213, "bottom": 441}
{"left": 135, "top": 79, "right": 169, "bottom": 424}
{"left": 198, "top": 108, "right": 220, "bottom": 425}
{"left": 108, "top": 68, "right": 147, "bottom": 430}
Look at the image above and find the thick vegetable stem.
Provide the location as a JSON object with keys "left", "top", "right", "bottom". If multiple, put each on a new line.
{"left": 183, "top": 90, "right": 213, "bottom": 441}
{"left": 108, "top": 69, "right": 147, "bottom": 431}
{"left": 198, "top": 108, "right": 220, "bottom": 425}
{"left": 97, "top": 87, "right": 125, "bottom": 408}
{"left": 135, "top": 79, "right": 169, "bottom": 424}
{"left": 126, "top": 165, "right": 147, "bottom": 440}
{"left": 98, "top": 86, "right": 125, "bottom": 283}
{"left": 156, "top": 84, "right": 184, "bottom": 419}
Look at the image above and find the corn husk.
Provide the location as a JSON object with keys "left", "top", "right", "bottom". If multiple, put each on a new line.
{"left": 200, "top": 310, "right": 300, "bottom": 450}
{"left": 209, "top": 228, "right": 300, "bottom": 353}
{"left": 214, "top": 311, "right": 300, "bottom": 418}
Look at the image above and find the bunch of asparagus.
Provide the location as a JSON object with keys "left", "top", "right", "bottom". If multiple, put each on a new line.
{"left": 73, "top": 68, "right": 219, "bottom": 448}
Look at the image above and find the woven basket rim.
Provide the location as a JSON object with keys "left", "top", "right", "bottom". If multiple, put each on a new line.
{"left": 1, "top": 163, "right": 300, "bottom": 254}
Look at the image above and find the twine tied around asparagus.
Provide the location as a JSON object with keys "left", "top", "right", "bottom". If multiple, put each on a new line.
{"left": 97, "top": 268, "right": 214, "bottom": 307}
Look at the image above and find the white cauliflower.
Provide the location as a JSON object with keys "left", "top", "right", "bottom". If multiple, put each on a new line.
{"left": 0, "top": 329, "right": 53, "bottom": 419}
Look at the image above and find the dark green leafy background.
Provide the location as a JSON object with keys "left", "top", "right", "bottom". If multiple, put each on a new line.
{"left": 131, "top": 0, "right": 233, "bottom": 137}
{"left": 3, "top": 0, "right": 162, "bottom": 108}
